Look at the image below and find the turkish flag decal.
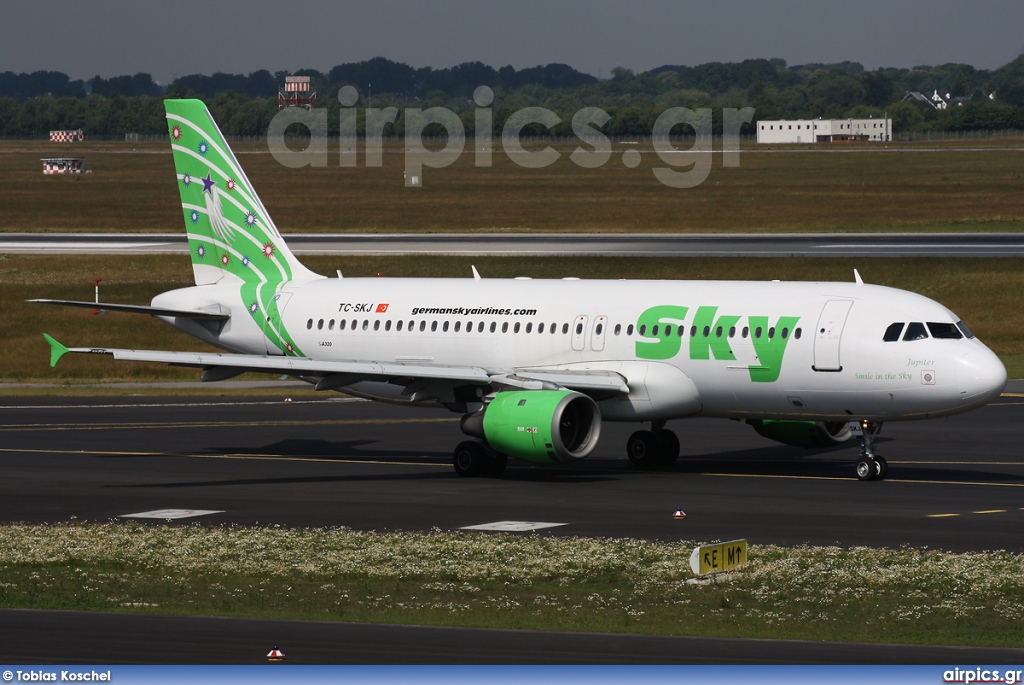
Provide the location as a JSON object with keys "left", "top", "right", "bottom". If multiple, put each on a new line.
{"left": 376, "top": 303, "right": 389, "bottom": 313}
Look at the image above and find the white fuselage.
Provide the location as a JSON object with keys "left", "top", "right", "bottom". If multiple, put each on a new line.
{"left": 154, "top": 276, "right": 1007, "bottom": 423}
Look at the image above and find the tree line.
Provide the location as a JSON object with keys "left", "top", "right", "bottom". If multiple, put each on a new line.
{"left": 3, "top": 55, "right": 1024, "bottom": 137}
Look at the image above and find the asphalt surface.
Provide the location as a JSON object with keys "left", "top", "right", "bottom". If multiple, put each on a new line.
{"left": 1, "top": 390, "right": 1024, "bottom": 549}
{"left": 1, "top": 387, "right": 1022, "bottom": 663}
{"left": 4, "top": 232, "right": 1024, "bottom": 257}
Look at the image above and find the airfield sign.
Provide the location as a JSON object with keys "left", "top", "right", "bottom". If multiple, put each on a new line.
{"left": 689, "top": 539, "right": 748, "bottom": 576}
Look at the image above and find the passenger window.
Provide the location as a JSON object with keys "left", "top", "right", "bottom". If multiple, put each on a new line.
{"left": 678, "top": 326, "right": 684, "bottom": 337}
{"left": 595, "top": 323, "right": 603, "bottom": 335}
{"left": 903, "top": 322, "right": 928, "bottom": 341}
{"left": 420, "top": 321, "right": 427, "bottom": 332}
{"left": 385, "top": 320, "right": 392, "bottom": 331}
{"left": 703, "top": 326, "right": 711, "bottom": 337}
{"left": 525, "top": 322, "right": 532, "bottom": 333}
{"left": 715, "top": 326, "right": 723, "bottom": 338}
{"left": 396, "top": 320, "right": 403, "bottom": 331}
{"left": 626, "top": 324, "right": 634, "bottom": 336}
{"left": 768, "top": 327, "right": 775, "bottom": 339}
{"left": 690, "top": 326, "right": 697, "bottom": 337}
{"left": 729, "top": 326, "right": 735, "bottom": 338}
{"left": 502, "top": 322, "right": 508, "bottom": 333}
{"left": 882, "top": 322, "right": 904, "bottom": 342}
{"left": 539, "top": 323, "right": 545, "bottom": 334}
{"left": 443, "top": 321, "right": 450, "bottom": 332}
{"left": 742, "top": 327, "right": 749, "bottom": 338}
{"left": 514, "top": 322, "right": 520, "bottom": 333}
{"left": 467, "top": 321, "right": 473, "bottom": 332}
{"left": 927, "top": 322, "right": 963, "bottom": 339}
{"left": 781, "top": 327, "right": 789, "bottom": 339}
{"left": 431, "top": 321, "right": 438, "bottom": 332}
{"left": 614, "top": 324, "right": 621, "bottom": 335}
{"left": 794, "top": 328, "right": 802, "bottom": 339}
{"left": 478, "top": 322, "right": 485, "bottom": 333}
{"left": 340, "top": 319, "right": 347, "bottom": 331}
{"left": 454, "top": 321, "right": 460, "bottom": 332}
{"left": 489, "top": 322, "right": 496, "bottom": 333}
{"left": 362, "top": 320, "right": 369, "bottom": 331}
{"left": 317, "top": 319, "right": 324, "bottom": 330}
{"left": 639, "top": 325, "right": 647, "bottom": 335}
{"left": 306, "top": 319, "right": 313, "bottom": 330}
{"left": 328, "top": 319, "right": 335, "bottom": 330}
{"left": 577, "top": 322, "right": 585, "bottom": 335}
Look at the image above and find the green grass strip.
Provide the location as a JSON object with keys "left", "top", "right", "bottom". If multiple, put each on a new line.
{"left": 0, "top": 521, "right": 1022, "bottom": 647}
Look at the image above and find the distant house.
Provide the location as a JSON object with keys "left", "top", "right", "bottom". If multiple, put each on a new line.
{"left": 902, "top": 90, "right": 977, "bottom": 110}
{"left": 756, "top": 118, "right": 891, "bottom": 144}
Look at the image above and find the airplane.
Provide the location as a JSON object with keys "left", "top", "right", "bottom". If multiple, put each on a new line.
{"left": 33, "top": 99, "right": 1007, "bottom": 481}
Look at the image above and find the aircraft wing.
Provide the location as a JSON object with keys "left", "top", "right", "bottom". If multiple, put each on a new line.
{"left": 41, "top": 335, "right": 628, "bottom": 395}
{"left": 30, "top": 299, "right": 230, "bottom": 321}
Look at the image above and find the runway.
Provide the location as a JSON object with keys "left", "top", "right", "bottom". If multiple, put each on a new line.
{"left": 4, "top": 232, "right": 1024, "bottom": 257}
{"left": 1, "top": 388, "right": 1023, "bottom": 663}
{"left": 1, "top": 388, "right": 1022, "bottom": 550}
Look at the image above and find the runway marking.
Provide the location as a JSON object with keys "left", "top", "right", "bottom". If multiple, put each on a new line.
{"left": 972, "top": 509, "right": 1007, "bottom": 514}
{"left": 700, "top": 472, "right": 1024, "bottom": 488}
{"left": 120, "top": 509, "right": 224, "bottom": 520}
{"left": 0, "top": 417, "right": 460, "bottom": 432}
{"left": 461, "top": 521, "right": 568, "bottom": 532}
{"left": 927, "top": 514, "right": 960, "bottom": 518}
{"left": 0, "top": 447, "right": 446, "bottom": 467}
{"left": 0, "top": 398, "right": 366, "bottom": 410}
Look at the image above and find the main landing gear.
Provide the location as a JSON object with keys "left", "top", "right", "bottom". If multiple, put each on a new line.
{"left": 626, "top": 421, "right": 680, "bottom": 468}
{"left": 453, "top": 441, "right": 507, "bottom": 478}
{"left": 852, "top": 419, "right": 888, "bottom": 481}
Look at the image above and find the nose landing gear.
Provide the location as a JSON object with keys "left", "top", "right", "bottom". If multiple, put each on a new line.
{"left": 851, "top": 419, "right": 887, "bottom": 481}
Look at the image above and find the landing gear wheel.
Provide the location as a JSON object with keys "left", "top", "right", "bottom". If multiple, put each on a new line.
{"left": 855, "top": 458, "right": 877, "bottom": 481}
{"left": 453, "top": 441, "right": 506, "bottom": 478}
{"left": 627, "top": 430, "right": 658, "bottom": 466}
{"left": 480, "top": 451, "right": 508, "bottom": 478}
{"left": 453, "top": 441, "right": 486, "bottom": 477}
{"left": 655, "top": 429, "right": 680, "bottom": 464}
{"left": 873, "top": 455, "right": 888, "bottom": 480}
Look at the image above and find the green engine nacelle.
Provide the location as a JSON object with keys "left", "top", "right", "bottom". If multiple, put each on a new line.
{"left": 748, "top": 419, "right": 853, "bottom": 449}
{"left": 461, "top": 390, "right": 602, "bottom": 465}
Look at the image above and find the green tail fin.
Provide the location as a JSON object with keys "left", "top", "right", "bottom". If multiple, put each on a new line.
{"left": 43, "top": 334, "right": 69, "bottom": 368}
{"left": 164, "top": 99, "right": 320, "bottom": 287}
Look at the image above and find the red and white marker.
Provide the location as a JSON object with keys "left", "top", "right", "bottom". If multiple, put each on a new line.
{"left": 673, "top": 509, "right": 687, "bottom": 520}
{"left": 267, "top": 646, "right": 285, "bottom": 661}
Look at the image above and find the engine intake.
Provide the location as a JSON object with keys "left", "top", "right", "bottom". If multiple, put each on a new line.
{"left": 461, "top": 389, "right": 602, "bottom": 464}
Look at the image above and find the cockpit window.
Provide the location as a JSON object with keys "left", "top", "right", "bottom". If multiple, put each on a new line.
{"left": 903, "top": 322, "right": 928, "bottom": 341}
{"left": 956, "top": 320, "right": 975, "bottom": 339}
{"left": 883, "top": 322, "right": 904, "bottom": 342}
{"left": 927, "top": 322, "right": 963, "bottom": 339}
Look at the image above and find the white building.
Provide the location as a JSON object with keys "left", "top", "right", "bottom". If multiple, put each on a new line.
{"left": 756, "top": 118, "right": 891, "bottom": 144}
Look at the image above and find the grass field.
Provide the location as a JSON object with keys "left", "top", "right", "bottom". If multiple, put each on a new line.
{"left": 2, "top": 139, "right": 1024, "bottom": 233}
{"left": 0, "top": 522, "right": 1021, "bottom": 647}
{"left": 4, "top": 254, "right": 1023, "bottom": 382}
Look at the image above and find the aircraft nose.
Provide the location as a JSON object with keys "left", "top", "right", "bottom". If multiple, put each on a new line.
{"left": 956, "top": 347, "right": 1007, "bottom": 407}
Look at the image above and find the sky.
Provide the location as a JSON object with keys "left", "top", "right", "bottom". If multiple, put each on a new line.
{"left": 3, "top": 0, "right": 1024, "bottom": 83}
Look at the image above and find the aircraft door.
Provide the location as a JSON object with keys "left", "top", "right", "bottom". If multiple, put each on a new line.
{"left": 813, "top": 299, "right": 853, "bottom": 371}
{"left": 263, "top": 292, "right": 292, "bottom": 355}
{"left": 571, "top": 315, "right": 588, "bottom": 351}
{"left": 591, "top": 315, "right": 608, "bottom": 351}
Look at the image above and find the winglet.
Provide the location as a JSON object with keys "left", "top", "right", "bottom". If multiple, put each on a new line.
{"left": 43, "top": 333, "right": 70, "bottom": 367}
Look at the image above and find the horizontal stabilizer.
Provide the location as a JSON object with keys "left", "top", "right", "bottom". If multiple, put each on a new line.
{"left": 29, "top": 299, "right": 230, "bottom": 321}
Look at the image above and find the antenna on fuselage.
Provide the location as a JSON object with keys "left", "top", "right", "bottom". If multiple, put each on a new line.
{"left": 471, "top": 265, "right": 481, "bottom": 281}
{"left": 854, "top": 269, "right": 864, "bottom": 285}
